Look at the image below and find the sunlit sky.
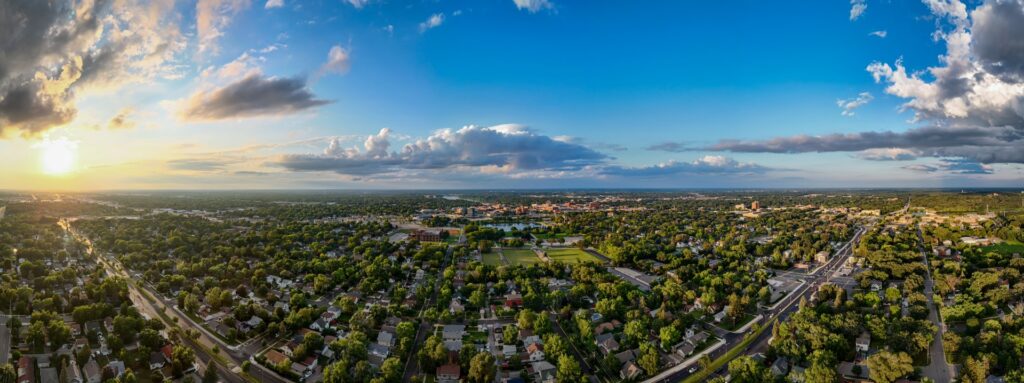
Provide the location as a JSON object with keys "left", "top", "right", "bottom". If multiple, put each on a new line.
{"left": 2, "top": 0, "right": 1024, "bottom": 190}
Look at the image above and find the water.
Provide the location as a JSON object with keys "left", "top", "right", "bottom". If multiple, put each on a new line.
{"left": 485, "top": 223, "right": 542, "bottom": 231}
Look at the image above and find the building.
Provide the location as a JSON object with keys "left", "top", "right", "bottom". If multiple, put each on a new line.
{"left": 412, "top": 229, "right": 442, "bottom": 242}
{"left": 443, "top": 324, "right": 466, "bottom": 341}
{"left": 532, "top": 361, "right": 557, "bottom": 383}
{"left": 856, "top": 332, "right": 871, "bottom": 353}
{"left": 751, "top": 201, "right": 761, "bottom": 210}
{"left": 437, "top": 364, "right": 461, "bottom": 383}
{"left": 815, "top": 251, "right": 830, "bottom": 264}
{"left": 17, "top": 357, "right": 34, "bottom": 383}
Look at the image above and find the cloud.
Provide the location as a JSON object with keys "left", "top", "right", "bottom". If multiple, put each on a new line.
{"left": 836, "top": 92, "right": 873, "bottom": 116}
{"left": 178, "top": 73, "right": 330, "bottom": 121}
{"left": 646, "top": 142, "right": 691, "bottom": 152}
{"left": 419, "top": 13, "right": 444, "bottom": 32}
{"left": 704, "top": 0, "right": 1024, "bottom": 171}
{"left": 346, "top": 0, "right": 371, "bottom": 9}
{"left": 850, "top": 0, "right": 867, "bottom": 21}
{"left": 903, "top": 158, "right": 993, "bottom": 174}
{"left": 601, "top": 156, "right": 768, "bottom": 178}
{"left": 265, "top": 0, "right": 283, "bottom": 9}
{"left": 167, "top": 158, "right": 236, "bottom": 171}
{"left": 276, "top": 125, "right": 609, "bottom": 176}
{"left": 320, "top": 45, "right": 351, "bottom": 75}
{"left": 107, "top": 108, "right": 136, "bottom": 130}
{"left": 971, "top": 0, "right": 1024, "bottom": 82}
{"left": 0, "top": 0, "right": 184, "bottom": 138}
{"left": 870, "top": 30, "right": 887, "bottom": 38}
{"left": 196, "top": 0, "right": 251, "bottom": 54}
{"left": 514, "top": 0, "right": 554, "bottom": 13}
{"left": 856, "top": 148, "right": 921, "bottom": 161}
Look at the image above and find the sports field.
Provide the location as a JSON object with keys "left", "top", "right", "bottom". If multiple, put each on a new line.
{"left": 546, "top": 248, "right": 604, "bottom": 264}
{"left": 503, "top": 249, "right": 543, "bottom": 265}
{"left": 482, "top": 253, "right": 504, "bottom": 266}
{"left": 982, "top": 241, "right": 1024, "bottom": 256}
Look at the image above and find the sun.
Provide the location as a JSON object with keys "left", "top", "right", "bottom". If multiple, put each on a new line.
{"left": 37, "top": 137, "right": 78, "bottom": 175}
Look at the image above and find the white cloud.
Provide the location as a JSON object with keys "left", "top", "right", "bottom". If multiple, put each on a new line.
{"left": 346, "top": 0, "right": 371, "bottom": 9}
{"left": 419, "top": 13, "right": 444, "bottom": 33}
{"left": 836, "top": 92, "right": 873, "bottom": 116}
{"left": 320, "top": 45, "right": 351, "bottom": 75}
{"left": 513, "top": 0, "right": 554, "bottom": 13}
{"left": 196, "top": 0, "right": 251, "bottom": 54}
{"left": 856, "top": 148, "right": 920, "bottom": 161}
{"left": 264, "top": 0, "right": 283, "bottom": 9}
{"left": 850, "top": 0, "right": 867, "bottom": 21}
{"left": 870, "top": 30, "right": 887, "bottom": 38}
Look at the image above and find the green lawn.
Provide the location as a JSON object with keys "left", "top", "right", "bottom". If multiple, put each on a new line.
{"left": 982, "top": 241, "right": 1024, "bottom": 256}
{"left": 545, "top": 248, "right": 603, "bottom": 264}
{"left": 482, "top": 253, "right": 504, "bottom": 266}
{"left": 504, "top": 249, "right": 543, "bottom": 265}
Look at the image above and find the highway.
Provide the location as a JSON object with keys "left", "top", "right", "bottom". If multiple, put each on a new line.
{"left": 645, "top": 225, "right": 867, "bottom": 383}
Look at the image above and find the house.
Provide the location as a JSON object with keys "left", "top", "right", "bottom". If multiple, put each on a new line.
{"left": 856, "top": 332, "right": 871, "bottom": 353}
{"left": 672, "top": 341, "right": 695, "bottom": 357}
{"left": 526, "top": 343, "right": 545, "bottom": 362}
{"left": 713, "top": 308, "right": 728, "bottom": 323}
{"left": 522, "top": 335, "right": 543, "bottom": 347}
{"left": 368, "top": 343, "right": 391, "bottom": 367}
{"left": 443, "top": 324, "right": 466, "bottom": 341}
{"left": 104, "top": 360, "right": 126, "bottom": 378}
{"left": 17, "top": 357, "right": 34, "bottom": 383}
{"left": 532, "top": 361, "right": 557, "bottom": 383}
{"left": 83, "top": 359, "right": 102, "bottom": 383}
{"left": 770, "top": 357, "right": 790, "bottom": 376}
{"left": 437, "top": 364, "right": 461, "bottom": 383}
{"left": 412, "top": 229, "right": 442, "bottom": 242}
{"left": 614, "top": 349, "right": 637, "bottom": 365}
{"left": 68, "top": 360, "right": 84, "bottom": 383}
{"left": 504, "top": 293, "right": 524, "bottom": 308}
{"left": 39, "top": 367, "right": 59, "bottom": 383}
{"left": 815, "top": 251, "right": 830, "bottom": 264}
{"left": 310, "top": 317, "right": 331, "bottom": 332}
{"left": 449, "top": 299, "right": 465, "bottom": 314}
{"left": 597, "top": 334, "right": 620, "bottom": 355}
{"left": 620, "top": 361, "right": 644, "bottom": 380}
{"left": 502, "top": 345, "right": 518, "bottom": 358}
{"left": 150, "top": 351, "right": 167, "bottom": 370}
{"left": 377, "top": 331, "right": 396, "bottom": 347}
{"left": 264, "top": 350, "right": 289, "bottom": 367}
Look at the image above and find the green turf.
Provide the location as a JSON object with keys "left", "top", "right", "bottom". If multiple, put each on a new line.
{"left": 982, "top": 241, "right": 1024, "bottom": 256}
{"left": 504, "top": 249, "right": 543, "bottom": 265}
{"left": 545, "top": 248, "right": 603, "bottom": 264}
{"left": 482, "top": 253, "right": 504, "bottom": 266}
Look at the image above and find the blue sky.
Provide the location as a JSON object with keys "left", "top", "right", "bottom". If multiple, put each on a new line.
{"left": 3, "top": 0, "right": 1023, "bottom": 189}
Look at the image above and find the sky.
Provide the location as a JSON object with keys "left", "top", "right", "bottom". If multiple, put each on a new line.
{"left": 2, "top": 0, "right": 1024, "bottom": 190}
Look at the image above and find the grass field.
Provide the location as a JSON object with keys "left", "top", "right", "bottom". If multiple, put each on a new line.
{"left": 982, "top": 241, "right": 1024, "bottom": 256}
{"left": 482, "top": 253, "right": 504, "bottom": 266}
{"left": 545, "top": 248, "right": 603, "bottom": 264}
{"left": 504, "top": 249, "right": 543, "bottom": 265}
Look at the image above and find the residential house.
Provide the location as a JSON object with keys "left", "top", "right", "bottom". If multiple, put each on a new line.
{"left": 437, "top": 364, "right": 461, "bottom": 383}
{"left": 856, "top": 332, "right": 871, "bottom": 353}
{"left": 83, "top": 359, "right": 102, "bottom": 383}
{"left": 17, "top": 357, "right": 34, "bottom": 383}
{"left": 532, "top": 361, "right": 557, "bottom": 383}
{"left": 443, "top": 325, "right": 466, "bottom": 342}
{"left": 620, "top": 361, "right": 644, "bottom": 380}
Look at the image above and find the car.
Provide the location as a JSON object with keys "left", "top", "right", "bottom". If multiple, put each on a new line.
{"left": 688, "top": 367, "right": 697, "bottom": 373}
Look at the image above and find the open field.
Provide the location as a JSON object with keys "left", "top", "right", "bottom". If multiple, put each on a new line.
{"left": 482, "top": 253, "right": 504, "bottom": 266}
{"left": 982, "top": 241, "right": 1024, "bottom": 256}
{"left": 503, "top": 249, "right": 543, "bottom": 265}
{"left": 545, "top": 247, "right": 603, "bottom": 264}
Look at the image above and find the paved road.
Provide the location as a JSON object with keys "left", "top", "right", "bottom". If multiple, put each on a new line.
{"left": 402, "top": 244, "right": 455, "bottom": 382}
{"left": 61, "top": 218, "right": 288, "bottom": 383}
{"left": 644, "top": 226, "right": 867, "bottom": 383}
{"left": 0, "top": 320, "right": 9, "bottom": 365}
{"left": 917, "top": 226, "right": 955, "bottom": 382}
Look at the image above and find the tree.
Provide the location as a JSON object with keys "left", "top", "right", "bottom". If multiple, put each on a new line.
{"left": 503, "top": 324, "right": 517, "bottom": 344}
{"left": 172, "top": 345, "right": 197, "bottom": 377}
{"left": 202, "top": 366, "right": 218, "bottom": 383}
{"left": 543, "top": 334, "right": 568, "bottom": 361}
{"left": 380, "top": 358, "right": 403, "bottom": 383}
{"left": 727, "top": 356, "right": 771, "bottom": 383}
{"left": 961, "top": 356, "right": 990, "bottom": 383}
{"left": 322, "top": 361, "right": 348, "bottom": 383}
{"left": 659, "top": 326, "right": 681, "bottom": 350}
{"left": 467, "top": 352, "right": 496, "bottom": 383}
{"left": 517, "top": 309, "right": 536, "bottom": 330}
{"left": 866, "top": 351, "right": 913, "bottom": 383}
{"left": 637, "top": 344, "right": 660, "bottom": 375}
{"left": 0, "top": 364, "right": 16, "bottom": 383}
{"left": 556, "top": 355, "right": 582, "bottom": 383}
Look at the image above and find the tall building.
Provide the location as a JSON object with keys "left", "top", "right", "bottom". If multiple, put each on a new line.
{"left": 751, "top": 201, "right": 761, "bottom": 211}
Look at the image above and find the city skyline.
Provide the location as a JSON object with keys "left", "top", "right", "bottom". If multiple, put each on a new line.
{"left": 3, "top": 0, "right": 1024, "bottom": 190}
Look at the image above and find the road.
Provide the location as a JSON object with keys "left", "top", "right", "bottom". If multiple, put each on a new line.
{"left": 917, "top": 226, "right": 955, "bottom": 382}
{"left": 644, "top": 225, "right": 867, "bottom": 383}
{"left": 402, "top": 244, "right": 455, "bottom": 382}
{"left": 60, "top": 218, "right": 289, "bottom": 383}
{"left": 0, "top": 319, "right": 9, "bottom": 365}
